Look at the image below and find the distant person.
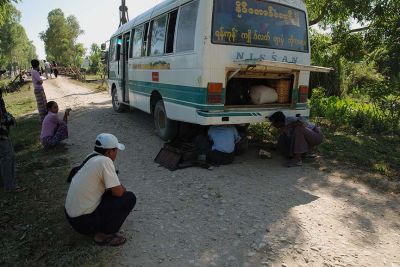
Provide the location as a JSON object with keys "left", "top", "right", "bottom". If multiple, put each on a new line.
{"left": 52, "top": 61, "right": 59, "bottom": 78}
{"left": 41, "top": 101, "right": 71, "bottom": 149}
{"left": 0, "top": 89, "right": 24, "bottom": 192}
{"left": 65, "top": 133, "right": 136, "bottom": 246}
{"left": 206, "top": 125, "right": 241, "bottom": 165}
{"left": 268, "top": 111, "right": 323, "bottom": 167}
{"left": 31, "top": 59, "right": 48, "bottom": 122}
{"left": 44, "top": 60, "right": 51, "bottom": 79}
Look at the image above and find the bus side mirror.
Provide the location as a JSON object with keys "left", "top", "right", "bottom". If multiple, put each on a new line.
{"left": 101, "top": 43, "right": 107, "bottom": 51}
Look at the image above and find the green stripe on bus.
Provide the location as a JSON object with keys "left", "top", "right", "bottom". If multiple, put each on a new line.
{"left": 128, "top": 80, "right": 225, "bottom": 111}
{"left": 132, "top": 90, "right": 224, "bottom": 111}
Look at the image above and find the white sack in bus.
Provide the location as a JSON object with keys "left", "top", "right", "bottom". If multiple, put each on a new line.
{"left": 250, "top": 85, "right": 278, "bottom": 104}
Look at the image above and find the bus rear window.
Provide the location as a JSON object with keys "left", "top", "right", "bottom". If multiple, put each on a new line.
{"left": 212, "top": 0, "right": 309, "bottom": 52}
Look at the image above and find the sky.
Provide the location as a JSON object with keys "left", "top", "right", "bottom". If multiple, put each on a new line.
{"left": 16, "top": 0, "right": 164, "bottom": 59}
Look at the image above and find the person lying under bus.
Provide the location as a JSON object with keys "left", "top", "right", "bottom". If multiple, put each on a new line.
{"left": 206, "top": 125, "right": 242, "bottom": 165}
{"left": 40, "top": 101, "right": 71, "bottom": 149}
{"left": 268, "top": 111, "right": 323, "bottom": 167}
{"left": 65, "top": 133, "right": 136, "bottom": 246}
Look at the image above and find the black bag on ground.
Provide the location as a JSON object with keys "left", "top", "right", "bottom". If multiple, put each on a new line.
{"left": 164, "top": 141, "right": 198, "bottom": 162}
{"left": 67, "top": 154, "right": 100, "bottom": 183}
{"left": 154, "top": 141, "right": 198, "bottom": 171}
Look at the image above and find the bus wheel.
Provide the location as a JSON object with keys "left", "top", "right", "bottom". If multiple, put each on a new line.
{"left": 112, "top": 89, "right": 125, "bottom": 113}
{"left": 154, "top": 100, "right": 178, "bottom": 141}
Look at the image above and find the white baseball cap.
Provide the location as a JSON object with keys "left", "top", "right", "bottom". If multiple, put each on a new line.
{"left": 95, "top": 133, "right": 125, "bottom": 151}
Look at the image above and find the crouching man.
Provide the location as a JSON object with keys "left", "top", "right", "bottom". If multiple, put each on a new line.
{"left": 206, "top": 125, "right": 242, "bottom": 165}
{"left": 268, "top": 111, "right": 323, "bottom": 167}
{"left": 65, "top": 133, "right": 136, "bottom": 246}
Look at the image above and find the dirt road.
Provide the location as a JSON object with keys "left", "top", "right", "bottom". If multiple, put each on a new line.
{"left": 43, "top": 77, "right": 400, "bottom": 267}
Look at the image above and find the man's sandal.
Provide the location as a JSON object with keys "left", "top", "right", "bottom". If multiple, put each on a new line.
{"left": 94, "top": 234, "right": 126, "bottom": 247}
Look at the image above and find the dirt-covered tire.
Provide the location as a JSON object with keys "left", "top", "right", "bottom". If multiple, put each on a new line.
{"left": 154, "top": 100, "right": 178, "bottom": 141}
{"left": 112, "top": 89, "right": 126, "bottom": 113}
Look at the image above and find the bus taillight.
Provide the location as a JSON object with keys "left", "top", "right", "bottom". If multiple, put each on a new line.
{"left": 207, "top": 83, "right": 223, "bottom": 104}
{"left": 298, "top": 85, "right": 309, "bottom": 103}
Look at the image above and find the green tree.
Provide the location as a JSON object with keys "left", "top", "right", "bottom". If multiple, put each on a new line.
{"left": 306, "top": 0, "right": 399, "bottom": 95}
{"left": 40, "top": 9, "right": 85, "bottom": 67}
{"left": 306, "top": 0, "right": 399, "bottom": 133}
{"left": 88, "top": 43, "right": 103, "bottom": 75}
{"left": 0, "top": 0, "right": 19, "bottom": 27}
{"left": 0, "top": 2, "right": 36, "bottom": 70}
{"left": 364, "top": 1, "right": 400, "bottom": 80}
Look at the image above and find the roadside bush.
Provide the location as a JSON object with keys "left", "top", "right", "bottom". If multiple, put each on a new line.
{"left": 310, "top": 87, "right": 399, "bottom": 135}
{"left": 345, "top": 61, "right": 384, "bottom": 95}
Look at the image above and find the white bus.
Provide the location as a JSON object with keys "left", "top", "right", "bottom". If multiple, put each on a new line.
{"left": 107, "top": 0, "right": 330, "bottom": 140}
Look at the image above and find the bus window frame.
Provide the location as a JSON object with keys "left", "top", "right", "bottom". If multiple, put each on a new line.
{"left": 132, "top": 24, "right": 144, "bottom": 59}
{"left": 116, "top": 35, "right": 123, "bottom": 61}
{"left": 164, "top": 9, "right": 178, "bottom": 55}
{"left": 148, "top": 14, "right": 168, "bottom": 57}
{"left": 129, "top": 29, "right": 135, "bottom": 58}
{"left": 109, "top": 37, "right": 116, "bottom": 62}
{"left": 143, "top": 22, "right": 150, "bottom": 57}
{"left": 210, "top": 0, "right": 310, "bottom": 53}
{"left": 175, "top": 0, "right": 199, "bottom": 53}
{"left": 123, "top": 0, "right": 199, "bottom": 59}
{"left": 123, "top": 31, "right": 131, "bottom": 61}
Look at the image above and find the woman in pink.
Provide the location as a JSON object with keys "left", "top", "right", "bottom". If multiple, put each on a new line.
{"left": 41, "top": 101, "right": 71, "bottom": 148}
{"left": 31, "top": 59, "right": 47, "bottom": 122}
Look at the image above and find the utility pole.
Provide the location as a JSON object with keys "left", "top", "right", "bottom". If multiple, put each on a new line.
{"left": 119, "top": 0, "right": 129, "bottom": 27}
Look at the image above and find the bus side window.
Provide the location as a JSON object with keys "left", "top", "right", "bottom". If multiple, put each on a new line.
{"left": 109, "top": 37, "right": 116, "bottom": 62}
{"left": 116, "top": 36, "right": 122, "bottom": 61}
{"left": 149, "top": 15, "right": 167, "bottom": 56}
{"left": 132, "top": 25, "right": 143, "bottom": 58}
{"left": 165, "top": 10, "right": 178, "bottom": 54}
{"left": 129, "top": 29, "right": 135, "bottom": 58}
{"left": 142, "top": 22, "right": 149, "bottom": 57}
{"left": 176, "top": 0, "right": 199, "bottom": 53}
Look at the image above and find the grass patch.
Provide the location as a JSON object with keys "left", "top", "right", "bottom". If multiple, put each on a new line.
{"left": 0, "top": 90, "right": 108, "bottom": 266}
{"left": 317, "top": 128, "right": 400, "bottom": 178}
{"left": 3, "top": 83, "right": 37, "bottom": 117}
{"left": 0, "top": 78, "right": 12, "bottom": 88}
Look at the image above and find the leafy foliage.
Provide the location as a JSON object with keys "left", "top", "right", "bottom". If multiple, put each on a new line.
{"left": 0, "top": 0, "right": 19, "bottom": 27}
{"left": 0, "top": 2, "right": 36, "bottom": 69}
{"left": 307, "top": 0, "right": 399, "bottom": 92}
{"left": 87, "top": 43, "right": 104, "bottom": 75}
{"left": 40, "top": 9, "right": 85, "bottom": 67}
{"left": 309, "top": 88, "right": 399, "bottom": 135}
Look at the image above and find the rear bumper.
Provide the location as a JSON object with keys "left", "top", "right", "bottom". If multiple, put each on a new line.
{"left": 195, "top": 108, "right": 310, "bottom": 125}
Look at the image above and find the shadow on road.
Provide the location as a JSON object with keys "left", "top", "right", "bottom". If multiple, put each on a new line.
{"left": 53, "top": 102, "right": 399, "bottom": 267}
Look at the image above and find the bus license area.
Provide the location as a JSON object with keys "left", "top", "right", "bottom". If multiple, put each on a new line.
{"left": 212, "top": 0, "right": 308, "bottom": 52}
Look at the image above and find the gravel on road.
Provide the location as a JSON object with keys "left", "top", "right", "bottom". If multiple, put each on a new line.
{"left": 43, "top": 77, "right": 400, "bottom": 267}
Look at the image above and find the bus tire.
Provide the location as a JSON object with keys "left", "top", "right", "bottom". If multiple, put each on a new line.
{"left": 154, "top": 100, "right": 178, "bottom": 141}
{"left": 112, "top": 88, "right": 126, "bottom": 113}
